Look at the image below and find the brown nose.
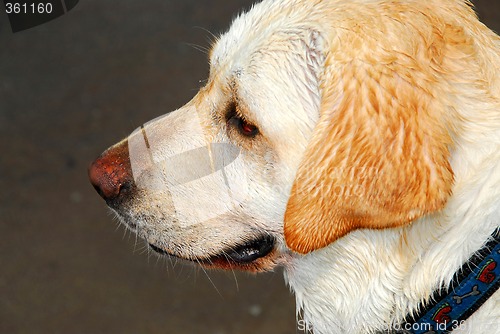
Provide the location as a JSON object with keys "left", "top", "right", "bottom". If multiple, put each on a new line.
{"left": 88, "top": 139, "right": 134, "bottom": 203}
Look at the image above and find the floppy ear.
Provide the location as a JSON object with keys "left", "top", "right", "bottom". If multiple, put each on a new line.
{"left": 284, "top": 61, "right": 454, "bottom": 254}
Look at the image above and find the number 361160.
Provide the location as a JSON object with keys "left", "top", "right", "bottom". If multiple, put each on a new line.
{"left": 5, "top": 2, "right": 53, "bottom": 14}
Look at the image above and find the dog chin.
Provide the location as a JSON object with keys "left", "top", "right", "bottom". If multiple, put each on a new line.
{"left": 112, "top": 208, "right": 283, "bottom": 272}
{"left": 148, "top": 235, "right": 281, "bottom": 273}
{"left": 110, "top": 208, "right": 139, "bottom": 233}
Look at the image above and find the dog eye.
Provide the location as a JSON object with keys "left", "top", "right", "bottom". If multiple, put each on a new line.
{"left": 227, "top": 115, "right": 259, "bottom": 137}
{"left": 238, "top": 117, "right": 259, "bottom": 137}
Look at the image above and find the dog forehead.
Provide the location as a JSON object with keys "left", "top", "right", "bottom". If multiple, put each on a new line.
{"left": 210, "top": 0, "right": 320, "bottom": 71}
{"left": 208, "top": 1, "right": 324, "bottom": 122}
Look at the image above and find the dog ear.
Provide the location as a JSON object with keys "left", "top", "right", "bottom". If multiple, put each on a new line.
{"left": 284, "top": 61, "right": 454, "bottom": 254}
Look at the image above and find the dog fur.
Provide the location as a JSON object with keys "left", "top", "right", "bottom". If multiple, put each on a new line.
{"left": 91, "top": 0, "right": 500, "bottom": 333}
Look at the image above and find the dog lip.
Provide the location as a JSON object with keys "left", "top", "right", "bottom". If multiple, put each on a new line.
{"left": 223, "top": 235, "right": 275, "bottom": 263}
{"left": 149, "top": 244, "right": 171, "bottom": 256}
{"left": 148, "top": 235, "right": 275, "bottom": 264}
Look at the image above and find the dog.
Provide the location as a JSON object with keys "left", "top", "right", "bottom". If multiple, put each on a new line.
{"left": 89, "top": 0, "right": 500, "bottom": 333}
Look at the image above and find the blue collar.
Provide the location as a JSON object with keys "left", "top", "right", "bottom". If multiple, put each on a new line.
{"left": 396, "top": 228, "right": 500, "bottom": 334}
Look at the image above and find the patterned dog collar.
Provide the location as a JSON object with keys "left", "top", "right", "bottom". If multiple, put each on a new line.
{"left": 393, "top": 227, "right": 500, "bottom": 334}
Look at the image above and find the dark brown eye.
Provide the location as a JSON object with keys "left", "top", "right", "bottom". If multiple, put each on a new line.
{"left": 236, "top": 117, "right": 259, "bottom": 137}
{"left": 226, "top": 103, "right": 259, "bottom": 138}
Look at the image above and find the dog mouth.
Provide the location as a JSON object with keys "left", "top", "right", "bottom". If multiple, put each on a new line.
{"left": 148, "top": 235, "right": 275, "bottom": 265}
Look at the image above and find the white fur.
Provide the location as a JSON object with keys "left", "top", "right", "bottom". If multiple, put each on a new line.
{"left": 106, "top": 1, "right": 500, "bottom": 333}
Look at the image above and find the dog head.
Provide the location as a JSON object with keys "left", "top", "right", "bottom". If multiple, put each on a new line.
{"left": 89, "top": 0, "right": 464, "bottom": 271}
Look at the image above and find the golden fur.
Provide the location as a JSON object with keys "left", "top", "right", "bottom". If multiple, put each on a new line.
{"left": 90, "top": 1, "right": 500, "bottom": 332}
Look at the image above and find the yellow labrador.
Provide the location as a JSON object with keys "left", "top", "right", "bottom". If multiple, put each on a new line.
{"left": 89, "top": 0, "right": 500, "bottom": 333}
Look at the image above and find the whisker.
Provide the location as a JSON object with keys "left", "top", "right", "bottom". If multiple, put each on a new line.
{"left": 133, "top": 231, "right": 140, "bottom": 254}
{"left": 184, "top": 42, "right": 210, "bottom": 55}
{"left": 192, "top": 25, "right": 218, "bottom": 44}
{"left": 194, "top": 258, "right": 223, "bottom": 298}
{"left": 221, "top": 252, "right": 239, "bottom": 292}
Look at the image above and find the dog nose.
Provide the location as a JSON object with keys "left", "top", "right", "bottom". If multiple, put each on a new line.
{"left": 88, "top": 140, "right": 134, "bottom": 203}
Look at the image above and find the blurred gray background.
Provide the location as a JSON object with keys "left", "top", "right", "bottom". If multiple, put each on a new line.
{"left": 1, "top": 1, "right": 499, "bottom": 333}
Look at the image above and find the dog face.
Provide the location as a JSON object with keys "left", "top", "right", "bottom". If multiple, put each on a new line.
{"left": 89, "top": 1, "right": 326, "bottom": 272}
{"left": 89, "top": 0, "right": 459, "bottom": 272}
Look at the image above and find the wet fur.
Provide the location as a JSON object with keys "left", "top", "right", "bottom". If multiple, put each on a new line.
{"left": 108, "top": 0, "right": 500, "bottom": 333}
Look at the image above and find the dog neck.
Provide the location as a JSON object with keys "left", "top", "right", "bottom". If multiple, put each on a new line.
{"left": 284, "top": 137, "right": 500, "bottom": 334}
{"left": 401, "top": 229, "right": 499, "bottom": 333}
